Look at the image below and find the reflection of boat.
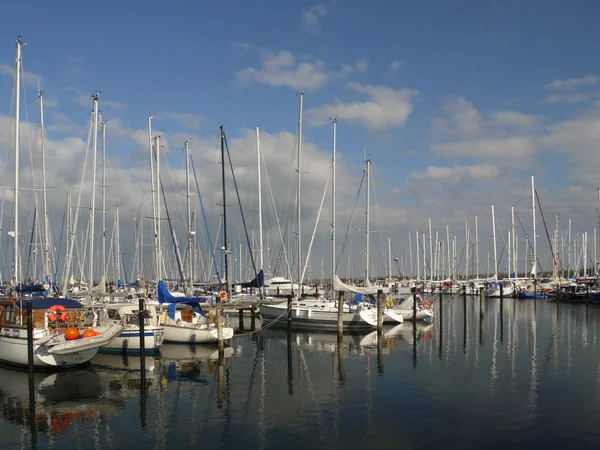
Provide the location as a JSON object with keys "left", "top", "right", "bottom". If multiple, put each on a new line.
{"left": 160, "top": 344, "right": 234, "bottom": 382}
{"left": 262, "top": 328, "right": 373, "bottom": 355}
{"left": 360, "top": 322, "right": 434, "bottom": 347}
{"left": 160, "top": 343, "right": 234, "bottom": 361}
{"left": 0, "top": 365, "right": 125, "bottom": 433}
{"left": 91, "top": 353, "right": 162, "bottom": 398}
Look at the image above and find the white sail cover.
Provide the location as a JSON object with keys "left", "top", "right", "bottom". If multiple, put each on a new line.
{"left": 333, "top": 275, "right": 379, "bottom": 294}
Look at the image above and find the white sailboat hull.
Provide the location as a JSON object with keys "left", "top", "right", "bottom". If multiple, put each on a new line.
{"left": 163, "top": 323, "right": 234, "bottom": 344}
{"left": 99, "top": 325, "right": 164, "bottom": 354}
{"left": 259, "top": 302, "right": 376, "bottom": 330}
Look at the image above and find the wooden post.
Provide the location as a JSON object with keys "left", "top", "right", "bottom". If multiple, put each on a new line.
{"left": 26, "top": 301, "right": 34, "bottom": 375}
{"left": 138, "top": 297, "right": 146, "bottom": 373}
{"left": 250, "top": 305, "right": 256, "bottom": 331}
{"left": 500, "top": 283, "right": 504, "bottom": 299}
{"left": 412, "top": 288, "right": 417, "bottom": 326}
{"left": 217, "top": 291, "right": 224, "bottom": 353}
{"left": 438, "top": 291, "right": 443, "bottom": 361}
{"left": 463, "top": 286, "right": 467, "bottom": 355}
{"left": 586, "top": 284, "right": 590, "bottom": 305}
{"left": 238, "top": 308, "right": 244, "bottom": 331}
{"left": 337, "top": 291, "right": 344, "bottom": 337}
{"left": 376, "top": 289, "right": 384, "bottom": 333}
{"left": 287, "top": 294, "right": 293, "bottom": 324}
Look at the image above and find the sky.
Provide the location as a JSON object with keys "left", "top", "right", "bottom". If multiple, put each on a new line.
{"left": 1, "top": 0, "right": 600, "bottom": 284}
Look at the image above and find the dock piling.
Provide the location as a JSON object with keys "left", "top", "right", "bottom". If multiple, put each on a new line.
{"left": 376, "top": 289, "right": 383, "bottom": 333}
{"left": 138, "top": 297, "right": 146, "bottom": 373}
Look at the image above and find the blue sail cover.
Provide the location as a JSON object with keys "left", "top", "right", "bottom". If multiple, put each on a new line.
{"left": 15, "top": 298, "right": 84, "bottom": 310}
{"left": 157, "top": 281, "right": 206, "bottom": 317}
{"left": 240, "top": 269, "right": 264, "bottom": 288}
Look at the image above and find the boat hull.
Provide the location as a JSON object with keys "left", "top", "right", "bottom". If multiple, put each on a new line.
{"left": 99, "top": 326, "right": 164, "bottom": 354}
{"left": 0, "top": 334, "right": 97, "bottom": 368}
{"left": 163, "top": 324, "right": 234, "bottom": 344}
{"left": 259, "top": 304, "right": 376, "bottom": 330}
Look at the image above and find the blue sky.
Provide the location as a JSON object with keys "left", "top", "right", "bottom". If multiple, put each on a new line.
{"left": 1, "top": 0, "right": 600, "bottom": 281}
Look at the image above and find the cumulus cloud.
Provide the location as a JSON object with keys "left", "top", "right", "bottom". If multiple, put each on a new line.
{"left": 545, "top": 75, "right": 600, "bottom": 90}
{"left": 236, "top": 50, "right": 329, "bottom": 90}
{"left": 307, "top": 82, "right": 418, "bottom": 131}
{"left": 158, "top": 111, "right": 203, "bottom": 129}
{"left": 300, "top": 3, "right": 330, "bottom": 34}
{"left": 0, "top": 63, "right": 43, "bottom": 88}
{"left": 389, "top": 60, "right": 405, "bottom": 71}
{"left": 408, "top": 164, "right": 499, "bottom": 186}
{"left": 433, "top": 136, "right": 537, "bottom": 159}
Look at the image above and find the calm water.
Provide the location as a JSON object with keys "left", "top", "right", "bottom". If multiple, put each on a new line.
{"left": 1, "top": 296, "right": 600, "bottom": 449}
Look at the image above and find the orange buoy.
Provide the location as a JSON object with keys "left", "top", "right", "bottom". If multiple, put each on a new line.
{"left": 65, "top": 327, "right": 80, "bottom": 340}
{"left": 82, "top": 329, "right": 96, "bottom": 339}
{"left": 218, "top": 290, "right": 228, "bottom": 301}
{"left": 94, "top": 330, "right": 102, "bottom": 336}
{"left": 48, "top": 304, "right": 68, "bottom": 322}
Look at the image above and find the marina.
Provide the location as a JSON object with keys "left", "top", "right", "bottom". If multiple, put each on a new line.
{"left": 1, "top": 295, "right": 600, "bottom": 448}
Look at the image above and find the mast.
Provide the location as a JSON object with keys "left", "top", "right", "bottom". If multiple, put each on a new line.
{"left": 475, "top": 215, "right": 479, "bottom": 279}
{"left": 531, "top": 175, "right": 537, "bottom": 278}
{"left": 388, "top": 238, "right": 392, "bottom": 279}
{"left": 331, "top": 119, "right": 336, "bottom": 288}
{"left": 465, "top": 220, "right": 469, "bottom": 280}
{"left": 492, "top": 205, "right": 498, "bottom": 281}
{"left": 416, "top": 231, "right": 420, "bottom": 281}
{"left": 257, "top": 127, "right": 264, "bottom": 290}
{"left": 89, "top": 93, "right": 99, "bottom": 290}
{"left": 446, "top": 225, "right": 451, "bottom": 279}
{"left": 365, "top": 159, "right": 371, "bottom": 282}
{"left": 554, "top": 214, "right": 560, "bottom": 279}
{"left": 185, "top": 139, "right": 193, "bottom": 290}
{"left": 220, "top": 126, "right": 229, "bottom": 295}
{"left": 155, "top": 134, "right": 162, "bottom": 281}
{"left": 101, "top": 118, "right": 107, "bottom": 293}
{"left": 297, "top": 93, "right": 304, "bottom": 298}
{"left": 409, "top": 233, "right": 413, "bottom": 278}
{"left": 428, "top": 218, "right": 433, "bottom": 281}
{"left": 39, "top": 88, "right": 51, "bottom": 283}
{"left": 148, "top": 115, "right": 159, "bottom": 282}
{"left": 13, "top": 36, "right": 23, "bottom": 286}
{"left": 511, "top": 206, "right": 516, "bottom": 278}
{"left": 568, "top": 217, "right": 572, "bottom": 278}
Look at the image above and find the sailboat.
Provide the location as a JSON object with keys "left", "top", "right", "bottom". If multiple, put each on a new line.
{"left": 260, "top": 103, "right": 377, "bottom": 330}
{"left": 0, "top": 37, "right": 123, "bottom": 368}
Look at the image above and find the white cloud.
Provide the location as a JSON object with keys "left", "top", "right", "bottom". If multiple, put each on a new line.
{"left": 542, "top": 92, "right": 600, "bottom": 104}
{"left": 355, "top": 59, "right": 368, "bottom": 73}
{"left": 432, "top": 97, "right": 482, "bottom": 136}
{"left": 486, "top": 110, "right": 536, "bottom": 127}
{"left": 236, "top": 50, "right": 329, "bottom": 90}
{"left": 0, "top": 63, "right": 43, "bottom": 88}
{"left": 307, "top": 82, "right": 418, "bottom": 131}
{"left": 300, "top": 3, "right": 330, "bottom": 34}
{"left": 545, "top": 75, "right": 600, "bottom": 90}
{"left": 158, "top": 112, "right": 203, "bottom": 129}
{"left": 433, "top": 136, "right": 537, "bottom": 158}
{"left": 409, "top": 164, "right": 499, "bottom": 185}
{"left": 389, "top": 60, "right": 405, "bottom": 71}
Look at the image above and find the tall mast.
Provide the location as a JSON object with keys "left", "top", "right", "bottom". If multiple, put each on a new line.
{"left": 416, "top": 231, "right": 420, "bottom": 280}
{"left": 148, "top": 115, "right": 158, "bottom": 283}
{"left": 428, "top": 218, "right": 433, "bottom": 281}
{"left": 388, "top": 238, "right": 392, "bottom": 279}
{"left": 185, "top": 139, "right": 193, "bottom": 290}
{"left": 554, "top": 214, "right": 560, "bottom": 279}
{"left": 511, "top": 206, "right": 516, "bottom": 278}
{"left": 297, "top": 93, "right": 304, "bottom": 298}
{"left": 492, "top": 205, "right": 498, "bottom": 281}
{"left": 531, "top": 175, "right": 537, "bottom": 278}
{"left": 475, "top": 215, "right": 479, "bottom": 279}
{"left": 155, "top": 135, "right": 162, "bottom": 281}
{"left": 13, "top": 36, "right": 24, "bottom": 286}
{"left": 365, "top": 159, "right": 371, "bottom": 282}
{"left": 101, "top": 118, "right": 107, "bottom": 292}
{"left": 257, "top": 126, "right": 264, "bottom": 297}
{"left": 446, "top": 225, "right": 451, "bottom": 279}
{"left": 39, "top": 88, "right": 50, "bottom": 283}
{"left": 220, "top": 126, "right": 229, "bottom": 295}
{"left": 465, "top": 220, "right": 469, "bottom": 279}
{"left": 331, "top": 119, "right": 336, "bottom": 288}
{"left": 408, "top": 233, "right": 413, "bottom": 278}
{"left": 89, "top": 93, "right": 99, "bottom": 290}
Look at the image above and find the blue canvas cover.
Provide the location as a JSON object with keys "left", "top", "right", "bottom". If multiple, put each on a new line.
{"left": 157, "top": 281, "right": 206, "bottom": 317}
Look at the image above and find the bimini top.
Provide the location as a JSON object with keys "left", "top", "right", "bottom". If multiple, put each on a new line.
{"left": 15, "top": 297, "right": 84, "bottom": 310}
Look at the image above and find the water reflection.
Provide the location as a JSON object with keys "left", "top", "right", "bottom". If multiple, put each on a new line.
{"left": 0, "top": 297, "right": 600, "bottom": 448}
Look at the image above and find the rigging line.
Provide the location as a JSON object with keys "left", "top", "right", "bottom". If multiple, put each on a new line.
{"left": 260, "top": 139, "right": 293, "bottom": 280}
{"left": 190, "top": 153, "right": 222, "bottom": 286}
{"left": 535, "top": 189, "right": 558, "bottom": 272}
{"left": 301, "top": 163, "right": 332, "bottom": 284}
{"left": 53, "top": 192, "right": 69, "bottom": 284}
{"left": 222, "top": 129, "right": 260, "bottom": 288}
{"left": 336, "top": 168, "right": 366, "bottom": 274}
